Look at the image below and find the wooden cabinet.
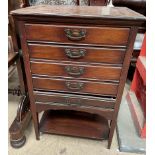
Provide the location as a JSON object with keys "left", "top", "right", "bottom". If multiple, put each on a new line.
{"left": 11, "top": 5, "right": 145, "bottom": 148}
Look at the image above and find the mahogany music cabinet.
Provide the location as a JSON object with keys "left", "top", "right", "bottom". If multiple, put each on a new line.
{"left": 11, "top": 5, "right": 145, "bottom": 148}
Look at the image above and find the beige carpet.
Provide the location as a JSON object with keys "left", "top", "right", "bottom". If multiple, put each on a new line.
{"left": 8, "top": 71, "right": 142, "bottom": 155}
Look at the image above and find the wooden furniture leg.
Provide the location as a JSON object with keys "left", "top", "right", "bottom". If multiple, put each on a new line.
{"left": 32, "top": 112, "right": 40, "bottom": 140}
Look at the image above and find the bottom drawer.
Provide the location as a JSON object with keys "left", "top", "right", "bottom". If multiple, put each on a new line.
{"left": 34, "top": 91, "right": 116, "bottom": 109}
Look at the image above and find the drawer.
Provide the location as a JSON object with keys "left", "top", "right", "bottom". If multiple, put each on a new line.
{"left": 25, "top": 24, "right": 130, "bottom": 46}
{"left": 34, "top": 91, "right": 116, "bottom": 109}
{"left": 30, "top": 61, "right": 122, "bottom": 81}
{"left": 28, "top": 44, "right": 126, "bottom": 64}
{"left": 32, "top": 77, "right": 118, "bottom": 96}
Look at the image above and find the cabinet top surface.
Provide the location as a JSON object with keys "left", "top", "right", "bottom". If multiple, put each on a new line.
{"left": 11, "top": 5, "right": 145, "bottom": 21}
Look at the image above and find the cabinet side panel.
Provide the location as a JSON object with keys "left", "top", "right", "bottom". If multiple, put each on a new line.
{"left": 108, "top": 27, "right": 138, "bottom": 148}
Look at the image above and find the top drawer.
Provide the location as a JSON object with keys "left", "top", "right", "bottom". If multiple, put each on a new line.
{"left": 25, "top": 24, "right": 130, "bottom": 46}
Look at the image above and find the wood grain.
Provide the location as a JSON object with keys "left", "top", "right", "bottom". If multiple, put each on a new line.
{"left": 32, "top": 77, "right": 118, "bottom": 96}
{"left": 29, "top": 44, "right": 126, "bottom": 64}
{"left": 36, "top": 102, "right": 114, "bottom": 120}
{"left": 11, "top": 5, "right": 145, "bottom": 20}
{"left": 25, "top": 24, "right": 130, "bottom": 46}
{"left": 30, "top": 61, "right": 122, "bottom": 81}
{"left": 40, "top": 110, "right": 110, "bottom": 140}
{"left": 34, "top": 91, "right": 116, "bottom": 109}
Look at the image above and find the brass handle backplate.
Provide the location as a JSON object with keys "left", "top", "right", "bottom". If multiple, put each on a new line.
{"left": 65, "top": 66, "right": 84, "bottom": 76}
{"left": 65, "top": 48, "right": 86, "bottom": 59}
{"left": 65, "top": 81, "right": 84, "bottom": 91}
{"left": 64, "top": 28, "right": 86, "bottom": 41}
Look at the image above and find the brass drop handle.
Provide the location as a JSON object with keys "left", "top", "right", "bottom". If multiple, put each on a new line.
{"left": 65, "top": 82, "right": 84, "bottom": 91}
{"left": 64, "top": 28, "right": 86, "bottom": 41}
{"left": 65, "top": 48, "right": 86, "bottom": 59}
{"left": 65, "top": 66, "right": 84, "bottom": 76}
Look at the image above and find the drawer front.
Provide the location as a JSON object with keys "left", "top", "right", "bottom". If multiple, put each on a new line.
{"left": 32, "top": 77, "right": 118, "bottom": 96}
{"left": 31, "top": 61, "right": 122, "bottom": 81}
{"left": 25, "top": 24, "right": 130, "bottom": 46}
{"left": 34, "top": 92, "right": 116, "bottom": 109}
{"left": 28, "top": 44, "right": 126, "bottom": 64}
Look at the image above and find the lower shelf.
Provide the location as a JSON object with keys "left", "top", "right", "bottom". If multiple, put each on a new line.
{"left": 40, "top": 110, "right": 110, "bottom": 140}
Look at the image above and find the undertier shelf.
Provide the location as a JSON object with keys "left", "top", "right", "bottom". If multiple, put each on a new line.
{"left": 40, "top": 110, "right": 110, "bottom": 140}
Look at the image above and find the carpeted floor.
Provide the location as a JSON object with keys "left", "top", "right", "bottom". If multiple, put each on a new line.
{"left": 8, "top": 71, "right": 142, "bottom": 155}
